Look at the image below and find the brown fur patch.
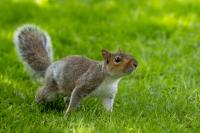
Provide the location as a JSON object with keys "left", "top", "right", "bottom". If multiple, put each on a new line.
{"left": 106, "top": 51, "right": 138, "bottom": 75}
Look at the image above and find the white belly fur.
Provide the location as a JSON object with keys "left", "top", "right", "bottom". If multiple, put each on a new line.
{"left": 90, "top": 77, "right": 121, "bottom": 98}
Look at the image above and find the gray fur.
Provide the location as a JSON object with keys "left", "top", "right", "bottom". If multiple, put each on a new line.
{"left": 14, "top": 24, "right": 53, "bottom": 77}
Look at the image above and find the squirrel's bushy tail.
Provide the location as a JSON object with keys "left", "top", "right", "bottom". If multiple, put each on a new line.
{"left": 13, "top": 24, "right": 53, "bottom": 77}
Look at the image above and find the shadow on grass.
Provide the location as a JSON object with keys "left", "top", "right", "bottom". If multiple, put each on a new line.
{"left": 37, "top": 98, "right": 66, "bottom": 113}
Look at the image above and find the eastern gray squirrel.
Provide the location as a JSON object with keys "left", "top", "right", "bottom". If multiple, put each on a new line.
{"left": 13, "top": 24, "right": 138, "bottom": 117}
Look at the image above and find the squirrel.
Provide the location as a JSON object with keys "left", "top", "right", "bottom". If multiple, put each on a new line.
{"left": 13, "top": 24, "right": 138, "bottom": 117}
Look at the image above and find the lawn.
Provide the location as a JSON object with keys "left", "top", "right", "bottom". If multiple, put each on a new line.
{"left": 0, "top": 0, "right": 200, "bottom": 132}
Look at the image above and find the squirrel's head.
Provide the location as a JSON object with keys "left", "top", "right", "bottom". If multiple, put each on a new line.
{"left": 102, "top": 49, "right": 138, "bottom": 77}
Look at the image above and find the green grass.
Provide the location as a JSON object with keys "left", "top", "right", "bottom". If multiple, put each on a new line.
{"left": 0, "top": 0, "right": 200, "bottom": 132}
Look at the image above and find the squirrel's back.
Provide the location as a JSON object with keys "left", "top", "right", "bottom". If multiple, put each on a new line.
{"left": 46, "top": 55, "right": 97, "bottom": 91}
{"left": 13, "top": 24, "right": 53, "bottom": 77}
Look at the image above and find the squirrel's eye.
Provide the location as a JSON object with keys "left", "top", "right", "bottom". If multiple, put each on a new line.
{"left": 114, "top": 56, "right": 121, "bottom": 64}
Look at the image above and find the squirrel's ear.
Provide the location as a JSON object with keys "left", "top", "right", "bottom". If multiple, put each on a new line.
{"left": 102, "top": 49, "right": 111, "bottom": 63}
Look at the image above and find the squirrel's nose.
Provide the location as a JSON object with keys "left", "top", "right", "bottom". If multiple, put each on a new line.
{"left": 132, "top": 58, "right": 138, "bottom": 68}
{"left": 127, "top": 58, "right": 138, "bottom": 68}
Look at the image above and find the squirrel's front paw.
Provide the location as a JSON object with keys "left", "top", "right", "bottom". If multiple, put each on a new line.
{"left": 64, "top": 107, "right": 76, "bottom": 118}
{"left": 64, "top": 112, "right": 69, "bottom": 119}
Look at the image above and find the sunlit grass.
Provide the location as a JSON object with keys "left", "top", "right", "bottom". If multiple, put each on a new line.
{"left": 161, "top": 13, "right": 197, "bottom": 27}
{"left": 12, "top": 0, "right": 48, "bottom": 6}
{"left": 35, "top": 0, "right": 48, "bottom": 6}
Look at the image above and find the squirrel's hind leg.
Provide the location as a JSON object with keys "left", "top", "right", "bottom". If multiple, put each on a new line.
{"left": 35, "top": 69, "right": 60, "bottom": 103}
{"left": 35, "top": 86, "right": 59, "bottom": 104}
{"left": 35, "top": 77, "right": 59, "bottom": 104}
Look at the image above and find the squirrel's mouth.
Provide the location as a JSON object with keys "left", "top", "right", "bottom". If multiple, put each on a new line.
{"left": 124, "top": 66, "right": 136, "bottom": 74}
